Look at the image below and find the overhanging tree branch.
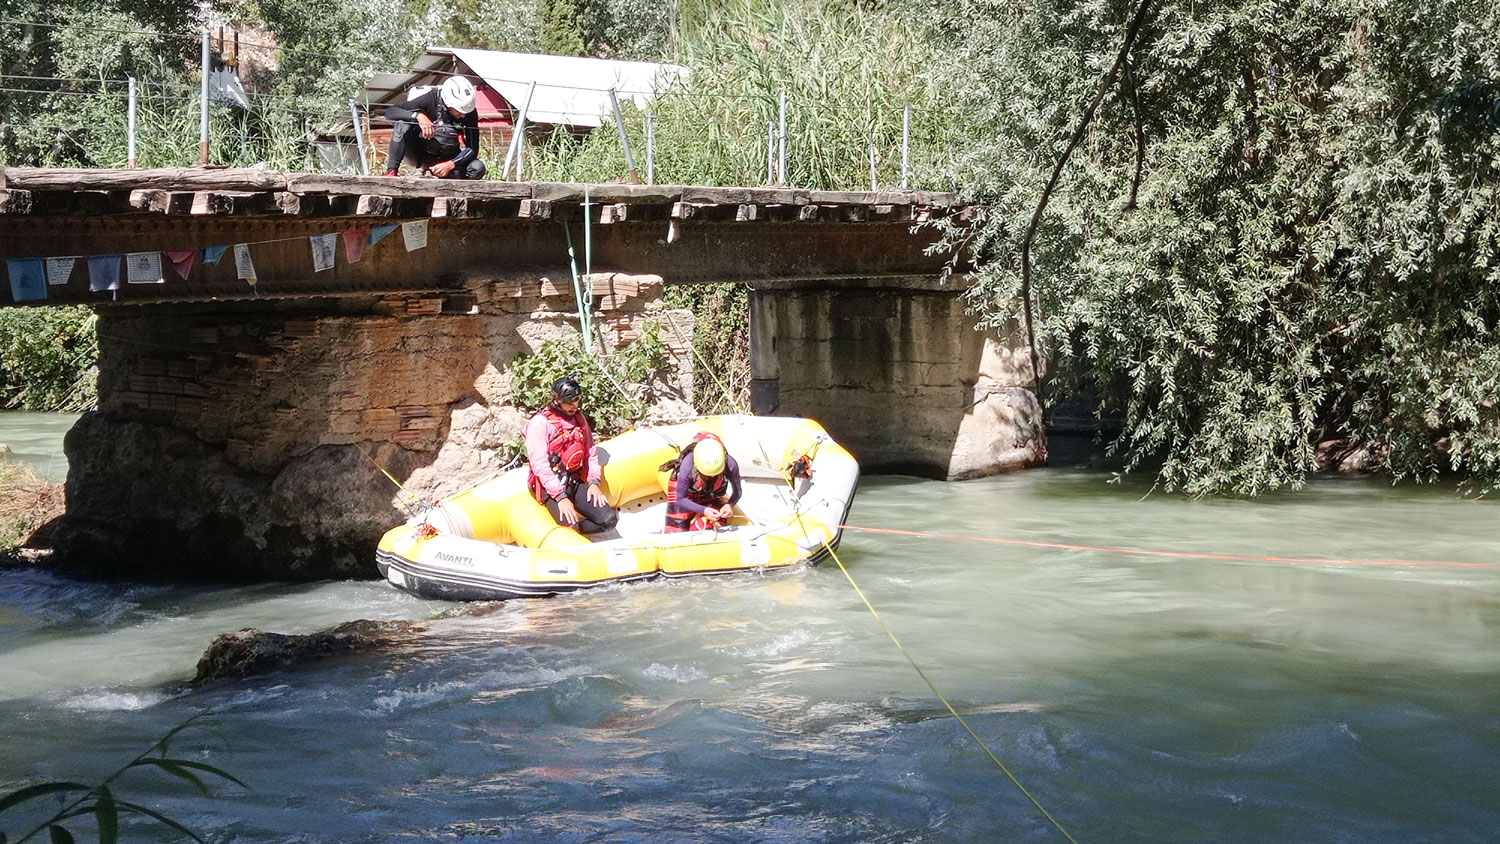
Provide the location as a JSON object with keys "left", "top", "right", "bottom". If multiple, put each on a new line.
{"left": 1018, "top": 0, "right": 1154, "bottom": 390}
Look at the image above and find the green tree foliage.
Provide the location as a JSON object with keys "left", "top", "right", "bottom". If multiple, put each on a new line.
{"left": 936, "top": 0, "right": 1500, "bottom": 494}
{"left": 226, "top": 0, "right": 421, "bottom": 101}
{"left": 405, "top": 0, "right": 542, "bottom": 53}
{"left": 665, "top": 283, "right": 751, "bottom": 414}
{"left": 0, "top": 0, "right": 424, "bottom": 168}
{"left": 0, "top": 306, "right": 97, "bottom": 412}
{"left": 596, "top": 0, "right": 673, "bottom": 59}
{"left": 539, "top": 0, "right": 592, "bottom": 55}
{"left": 509, "top": 329, "right": 673, "bottom": 437}
{"left": 0, "top": 1, "right": 198, "bottom": 166}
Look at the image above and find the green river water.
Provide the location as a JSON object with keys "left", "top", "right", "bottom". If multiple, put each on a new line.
{"left": 1, "top": 411, "right": 1497, "bottom": 842}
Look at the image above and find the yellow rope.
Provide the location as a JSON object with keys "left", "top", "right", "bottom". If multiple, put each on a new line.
{"left": 807, "top": 520, "right": 1081, "bottom": 844}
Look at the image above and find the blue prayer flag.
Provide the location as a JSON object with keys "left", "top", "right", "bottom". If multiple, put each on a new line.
{"left": 5, "top": 259, "right": 47, "bottom": 302}
{"left": 87, "top": 254, "right": 122, "bottom": 292}
{"left": 369, "top": 224, "right": 399, "bottom": 246}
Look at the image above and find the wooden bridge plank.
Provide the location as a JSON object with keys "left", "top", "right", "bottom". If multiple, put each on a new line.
{"left": 356, "top": 195, "right": 394, "bottom": 216}
{"left": 286, "top": 174, "right": 531, "bottom": 201}
{"left": 3, "top": 166, "right": 289, "bottom": 193}
{"left": 1, "top": 167, "right": 955, "bottom": 209}
{"left": 519, "top": 199, "right": 552, "bottom": 219}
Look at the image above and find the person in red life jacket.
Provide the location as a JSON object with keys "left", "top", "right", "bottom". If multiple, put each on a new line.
{"left": 524, "top": 375, "right": 618, "bottom": 535}
{"left": 663, "top": 433, "right": 743, "bottom": 533}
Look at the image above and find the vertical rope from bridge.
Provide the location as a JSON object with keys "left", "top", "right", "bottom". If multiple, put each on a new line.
{"left": 583, "top": 184, "right": 595, "bottom": 344}
{"left": 562, "top": 222, "right": 591, "bottom": 349}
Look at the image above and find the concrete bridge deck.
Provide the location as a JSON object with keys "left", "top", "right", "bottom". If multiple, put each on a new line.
{"left": 0, "top": 167, "right": 967, "bottom": 306}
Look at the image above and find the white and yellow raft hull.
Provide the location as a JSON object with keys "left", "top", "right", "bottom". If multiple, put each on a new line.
{"left": 375, "top": 415, "right": 859, "bottom": 601}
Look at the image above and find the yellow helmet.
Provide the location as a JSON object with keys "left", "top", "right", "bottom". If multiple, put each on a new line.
{"left": 694, "top": 437, "right": 726, "bottom": 476}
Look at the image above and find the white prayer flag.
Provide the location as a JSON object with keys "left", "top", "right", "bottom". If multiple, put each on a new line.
{"left": 309, "top": 233, "right": 337, "bottom": 272}
{"left": 234, "top": 243, "right": 257, "bottom": 283}
{"left": 44, "top": 257, "right": 75, "bottom": 286}
{"left": 125, "top": 251, "right": 164, "bottom": 284}
{"left": 402, "top": 220, "right": 428, "bottom": 251}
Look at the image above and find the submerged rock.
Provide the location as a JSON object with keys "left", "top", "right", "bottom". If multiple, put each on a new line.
{"left": 192, "top": 620, "right": 428, "bottom": 683}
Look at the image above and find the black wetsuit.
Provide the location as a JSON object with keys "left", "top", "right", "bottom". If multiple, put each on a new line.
{"left": 383, "top": 89, "right": 486, "bottom": 179}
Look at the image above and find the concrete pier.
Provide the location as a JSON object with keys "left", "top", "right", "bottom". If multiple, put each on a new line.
{"left": 749, "top": 277, "right": 1045, "bottom": 479}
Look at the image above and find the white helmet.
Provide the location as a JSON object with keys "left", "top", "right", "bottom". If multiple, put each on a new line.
{"left": 440, "top": 76, "right": 477, "bottom": 114}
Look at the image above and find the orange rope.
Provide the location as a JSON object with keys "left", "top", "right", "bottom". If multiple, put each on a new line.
{"left": 837, "top": 524, "right": 1495, "bottom": 568}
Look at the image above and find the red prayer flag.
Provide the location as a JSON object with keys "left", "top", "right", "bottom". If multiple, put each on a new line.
{"left": 343, "top": 230, "right": 368, "bottom": 264}
{"left": 165, "top": 249, "right": 196, "bottom": 280}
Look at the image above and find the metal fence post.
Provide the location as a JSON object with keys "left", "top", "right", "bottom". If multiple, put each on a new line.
{"left": 902, "top": 104, "right": 910, "bottom": 189}
{"left": 127, "top": 77, "right": 137, "bottom": 168}
{"left": 767, "top": 121, "right": 774, "bottom": 184}
{"left": 646, "top": 111, "right": 655, "bottom": 185}
{"left": 349, "top": 100, "right": 369, "bottom": 175}
{"left": 777, "top": 91, "right": 787, "bottom": 184}
{"left": 198, "top": 30, "right": 210, "bottom": 165}
{"left": 501, "top": 80, "right": 536, "bottom": 180}
{"left": 517, "top": 116, "right": 526, "bottom": 180}
{"left": 608, "top": 88, "right": 640, "bottom": 184}
{"left": 869, "top": 126, "right": 877, "bottom": 191}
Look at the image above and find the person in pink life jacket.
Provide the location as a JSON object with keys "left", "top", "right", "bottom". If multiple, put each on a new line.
{"left": 524, "top": 375, "right": 618, "bottom": 535}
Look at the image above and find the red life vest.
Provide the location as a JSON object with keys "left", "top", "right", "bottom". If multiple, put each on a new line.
{"left": 664, "top": 433, "right": 732, "bottom": 533}
{"left": 528, "top": 405, "right": 591, "bottom": 501}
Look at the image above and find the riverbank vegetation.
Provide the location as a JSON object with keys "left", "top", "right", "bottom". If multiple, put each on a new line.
{"left": 3, "top": 0, "right": 1497, "bottom": 494}
{"left": 0, "top": 307, "right": 97, "bottom": 412}
{"left": 0, "top": 458, "right": 63, "bottom": 555}
{"left": 930, "top": 0, "right": 1500, "bottom": 494}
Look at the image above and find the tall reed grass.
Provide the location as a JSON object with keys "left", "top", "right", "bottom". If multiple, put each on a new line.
{"left": 525, "top": 0, "right": 956, "bottom": 190}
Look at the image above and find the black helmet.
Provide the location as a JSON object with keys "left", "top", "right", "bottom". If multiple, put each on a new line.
{"left": 551, "top": 374, "right": 582, "bottom": 402}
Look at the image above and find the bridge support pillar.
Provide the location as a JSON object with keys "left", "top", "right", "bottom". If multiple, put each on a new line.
{"left": 748, "top": 278, "right": 1046, "bottom": 479}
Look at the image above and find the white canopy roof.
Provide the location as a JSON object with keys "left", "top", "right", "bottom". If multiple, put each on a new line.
{"left": 362, "top": 47, "right": 687, "bottom": 129}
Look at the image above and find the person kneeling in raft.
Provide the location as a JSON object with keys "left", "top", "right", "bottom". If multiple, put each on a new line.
{"left": 662, "top": 433, "right": 743, "bottom": 533}
{"left": 525, "top": 375, "right": 619, "bottom": 535}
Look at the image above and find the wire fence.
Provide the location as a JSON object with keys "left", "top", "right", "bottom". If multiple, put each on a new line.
{"left": 0, "top": 19, "right": 958, "bottom": 191}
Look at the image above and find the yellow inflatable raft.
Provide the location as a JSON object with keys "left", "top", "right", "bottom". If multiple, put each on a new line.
{"left": 375, "top": 415, "right": 859, "bottom": 601}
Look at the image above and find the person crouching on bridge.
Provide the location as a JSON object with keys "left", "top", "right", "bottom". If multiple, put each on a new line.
{"left": 662, "top": 433, "right": 743, "bottom": 533}
{"left": 381, "top": 77, "right": 486, "bottom": 179}
{"left": 525, "top": 375, "right": 618, "bottom": 535}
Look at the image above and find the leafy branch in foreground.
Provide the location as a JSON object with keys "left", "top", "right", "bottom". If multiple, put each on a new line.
{"left": 0, "top": 713, "right": 245, "bottom": 844}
